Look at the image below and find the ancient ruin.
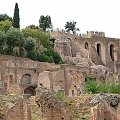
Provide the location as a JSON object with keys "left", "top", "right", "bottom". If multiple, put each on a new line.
{"left": 90, "top": 93, "right": 120, "bottom": 120}
{"left": 51, "top": 30, "right": 120, "bottom": 82}
{"left": 0, "top": 30, "right": 120, "bottom": 120}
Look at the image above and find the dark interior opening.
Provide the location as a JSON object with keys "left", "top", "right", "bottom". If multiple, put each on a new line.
{"left": 110, "top": 44, "right": 114, "bottom": 61}
{"left": 97, "top": 43, "right": 101, "bottom": 57}
{"left": 24, "top": 86, "right": 36, "bottom": 96}
{"left": 85, "top": 42, "right": 89, "bottom": 49}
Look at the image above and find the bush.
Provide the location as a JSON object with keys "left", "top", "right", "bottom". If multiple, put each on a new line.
{"left": 84, "top": 79, "right": 99, "bottom": 94}
{"left": 45, "top": 49, "right": 63, "bottom": 64}
{"left": 84, "top": 79, "right": 120, "bottom": 94}
{"left": 27, "top": 50, "right": 37, "bottom": 61}
{"left": 37, "top": 53, "right": 54, "bottom": 63}
{"left": 24, "top": 36, "right": 36, "bottom": 51}
{"left": 6, "top": 28, "right": 24, "bottom": 54}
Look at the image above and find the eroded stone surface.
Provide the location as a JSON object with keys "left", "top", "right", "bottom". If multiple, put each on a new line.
{"left": 35, "top": 85, "right": 70, "bottom": 120}
{"left": 90, "top": 94, "right": 120, "bottom": 120}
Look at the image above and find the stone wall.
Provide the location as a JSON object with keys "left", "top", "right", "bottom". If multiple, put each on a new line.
{"left": 37, "top": 64, "right": 84, "bottom": 96}
{"left": 52, "top": 31, "right": 120, "bottom": 81}
{"left": 90, "top": 94, "right": 120, "bottom": 120}
{"left": 35, "top": 85, "right": 70, "bottom": 120}
{"left": 0, "top": 55, "right": 58, "bottom": 95}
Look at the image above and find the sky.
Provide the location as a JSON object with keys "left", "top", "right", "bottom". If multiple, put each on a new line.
{"left": 0, "top": 0, "right": 120, "bottom": 38}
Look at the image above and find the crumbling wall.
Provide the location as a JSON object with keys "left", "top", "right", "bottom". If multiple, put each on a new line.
{"left": 35, "top": 85, "right": 70, "bottom": 120}
{"left": 90, "top": 93, "right": 120, "bottom": 120}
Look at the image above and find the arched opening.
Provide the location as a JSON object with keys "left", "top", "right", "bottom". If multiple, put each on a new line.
{"left": 85, "top": 42, "right": 89, "bottom": 49}
{"left": 110, "top": 44, "right": 114, "bottom": 61}
{"left": 97, "top": 43, "right": 101, "bottom": 57}
{"left": 24, "top": 86, "right": 36, "bottom": 96}
{"left": 118, "top": 75, "right": 120, "bottom": 81}
{"left": 21, "top": 74, "right": 31, "bottom": 85}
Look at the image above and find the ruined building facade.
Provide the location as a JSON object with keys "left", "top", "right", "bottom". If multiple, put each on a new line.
{"left": 0, "top": 30, "right": 120, "bottom": 97}
{"left": 0, "top": 55, "right": 84, "bottom": 97}
{"left": 51, "top": 30, "right": 120, "bottom": 81}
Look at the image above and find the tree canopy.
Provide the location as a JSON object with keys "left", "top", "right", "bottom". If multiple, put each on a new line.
{"left": 6, "top": 28, "right": 24, "bottom": 53}
{"left": 0, "top": 20, "right": 12, "bottom": 32}
{"left": 65, "top": 21, "right": 79, "bottom": 34}
{"left": 39, "top": 15, "right": 52, "bottom": 31}
{"left": 0, "top": 14, "right": 12, "bottom": 22}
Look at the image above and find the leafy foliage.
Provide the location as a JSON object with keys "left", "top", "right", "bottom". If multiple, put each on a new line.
{"left": 27, "top": 50, "right": 37, "bottom": 61}
{"left": 6, "top": 28, "right": 24, "bottom": 53}
{"left": 0, "top": 20, "right": 63, "bottom": 64}
{"left": 0, "top": 14, "right": 12, "bottom": 22}
{"left": 13, "top": 3, "right": 20, "bottom": 28}
{"left": 84, "top": 79, "right": 120, "bottom": 94}
{"left": 0, "top": 31, "right": 6, "bottom": 46}
{"left": 0, "top": 20, "right": 12, "bottom": 32}
{"left": 24, "top": 36, "right": 36, "bottom": 51}
{"left": 44, "top": 49, "right": 63, "bottom": 64}
{"left": 22, "top": 27, "right": 53, "bottom": 49}
{"left": 27, "top": 25, "right": 39, "bottom": 29}
{"left": 39, "top": 15, "right": 52, "bottom": 31}
{"left": 65, "top": 21, "right": 79, "bottom": 34}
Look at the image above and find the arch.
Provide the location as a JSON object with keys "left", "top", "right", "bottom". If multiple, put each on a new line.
{"left": 20, "top": 74, "right": 31, "bottom": 84}
{"left": 96, "top": 43, "right": 101, "bottom": 57}
{"left": 85, "top": 42, "right": 89, "bottom": 49}
{"left": 95, "top": 41, "right": 106, "bottom": 64}
{"left": 110, "top": 44, "right": 114, "bottom": 61}
{"left": 24, "top": 86, "right": 36, "bottom": 96}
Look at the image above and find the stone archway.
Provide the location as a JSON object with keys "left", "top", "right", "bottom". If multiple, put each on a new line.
{"left": 24, "top": 86, "right": 36, "bottom": 96}
{"left": 20, "top": 74, "right": 31, "bottom": 85}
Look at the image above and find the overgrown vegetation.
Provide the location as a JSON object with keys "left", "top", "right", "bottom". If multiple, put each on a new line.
{"left": 0, "top": 15, "right": 63, "bottom": 64}
{"left": 84, "top": 79, "right": 120, "bottom": 94}
{"left": 53, "top": 91, "right": 66, "bottom": 101}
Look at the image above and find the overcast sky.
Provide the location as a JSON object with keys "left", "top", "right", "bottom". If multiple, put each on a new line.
{"left": 0, "top": 0, "right": 120, "bottom": 38}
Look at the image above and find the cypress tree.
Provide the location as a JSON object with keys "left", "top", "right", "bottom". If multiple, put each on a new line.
{"left": 13, "top": 3, "right": 20, "bottom": 28}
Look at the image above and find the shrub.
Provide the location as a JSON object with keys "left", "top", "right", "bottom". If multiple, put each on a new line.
{"left": 38, "top": 53, "right": 54, "bottom": 63}
{"left": 24, "top": 36, "right": 36, "bottom": 51}
{"left": 84, "top": 79, "right": 99, "bottom": 94}
{"left": 84, "top": 79, "right": 120, "bottom": 94}
{"left": 27, "top": 50, "right": 37, "bottom": 61}
{"left": 6, "top": 28, "right": 24, "bottom": 54}
{"left": 45, "top": 49, "right": 63, "bottom": 64}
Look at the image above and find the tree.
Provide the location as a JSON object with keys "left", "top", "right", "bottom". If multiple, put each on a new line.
{"left": 0, "top": 20, "right": 12, "bottom": 32}
{"left": 0, "top": 14, "right": 12, "bottom": 22}
{"left": 39, "top": 15, "right": 52, "bottom": 31}
{"left": 6, "top": 28, "right": 24, "bottom": 53}
{"left": 65, "top": 21, "right": 79, "bottom": 34}
{"left": 22, "top": 27, "right": 52, "bottom": 49}
{"left": 27, "top": 25, "right": 39, "bottom": 29}
{"left": 13, "top": 3, "right": 20, "bottom": 28}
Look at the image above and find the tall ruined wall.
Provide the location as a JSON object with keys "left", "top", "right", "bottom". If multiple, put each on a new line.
{"left": 0, "top": 55, "right": 60, "bottom": 95}
{"left": 35, "top": 85, "right": 70, "bottom": 120}
{"left": 37, "top": 64, "right": 84, "bottom": 96}
{"left": 52, "top": 31, "right": 120, "bottom": 81}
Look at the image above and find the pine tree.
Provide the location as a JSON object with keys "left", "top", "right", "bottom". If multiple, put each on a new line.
{"left": 13, "top": 3, "right": 20, "bottom": 28}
